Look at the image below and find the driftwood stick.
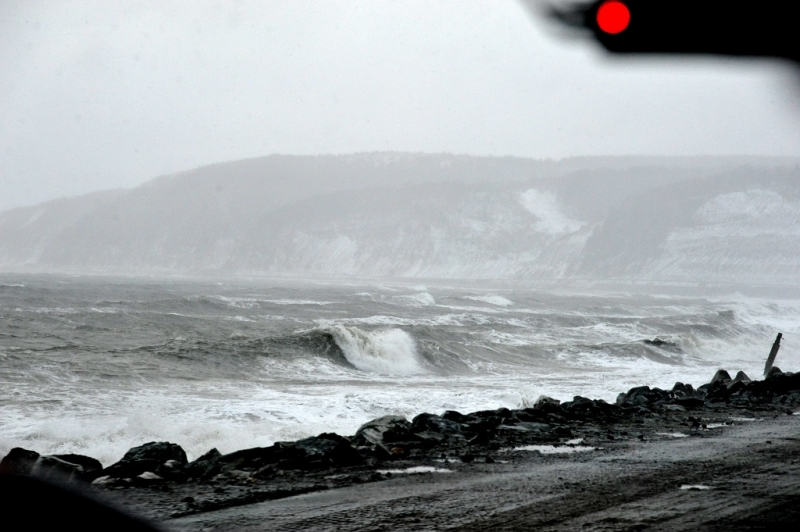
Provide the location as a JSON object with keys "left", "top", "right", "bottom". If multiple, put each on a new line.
{"left": 763, "top": 333, "right": 783, "bottom": 376}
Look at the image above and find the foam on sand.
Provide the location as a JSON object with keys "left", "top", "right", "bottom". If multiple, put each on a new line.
{"left": 378, "top": 466, "right": 452, "bottom": 475}
{"left": 508, "top": 445, "right": 596, "bottom": 454}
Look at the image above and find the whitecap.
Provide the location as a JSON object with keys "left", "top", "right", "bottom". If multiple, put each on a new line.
{"left": 327, "top": 325, "right": 425, "bottom": 375}
{"left": 463, "top": 295, "right": 514, "bottom": 307}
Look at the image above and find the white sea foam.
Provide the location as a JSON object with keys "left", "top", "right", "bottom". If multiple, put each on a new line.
{"left": 328, "top": 325, "right": 425, "bottom": 375}
{"left": 509, "top": 445, "right": 596, "bottom": 454}
{"left": 5, "top": 278, "right": 800, "bottom": 478}
{"left": 355, "top": 291, "right": 436, "bottom": 307}
{"left": 392, "top": 292, "right": 436, "bottom": 306}
{"left": 463, "top": 295, "right": 514, "bottom": 307}
{"left": 263, "top": 299, "right": 333, "bottom": 305}
{"left": 378, "top": 466, "right": 452, "bottom": 475}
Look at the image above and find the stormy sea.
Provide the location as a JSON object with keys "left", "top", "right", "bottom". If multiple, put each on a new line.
{"left": 1, "top": 274, "right": 797, "bottom": 466}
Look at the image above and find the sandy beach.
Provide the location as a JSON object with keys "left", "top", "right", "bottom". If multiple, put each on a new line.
{"left": 165, "top": 414, "right": 800, "bottom": 531}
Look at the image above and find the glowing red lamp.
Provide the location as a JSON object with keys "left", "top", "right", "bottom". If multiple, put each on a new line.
{"left": 596, "top": 1, "right": 631, "bottom": 35}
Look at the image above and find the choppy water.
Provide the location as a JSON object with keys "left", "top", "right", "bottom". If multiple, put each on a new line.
{"left": 1, "top": 274, "right": 798, "bottom": 465}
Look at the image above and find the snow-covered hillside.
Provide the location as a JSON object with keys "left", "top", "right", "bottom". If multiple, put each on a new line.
{"left": 1, "top": 154, "right": 799, "bottom": 286}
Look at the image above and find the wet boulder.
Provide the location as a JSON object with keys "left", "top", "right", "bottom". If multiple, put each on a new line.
{"left": 533, "top": 396, "right": 562, "bottom": 412}
{"left": 155, "top": 459, "right": 185, "bottom": 481}
{"left": 758, "top": 367, "right": 800, "bottom": 395}
{"left": 710, "top": 369, "right": 732, "bottom": 385}
{"left": 442, "top": 410, "right": 469, "bottom": 423}
{"left": 411, "top": 413, "right": 463, "bottom": 435}
{"left": 212, "top": 446, "right": 277, "bottom": 476}
{"left": 561, "top": 397, "right": 620, "bottom": 421}
{"left": 184, "top": 448, "right": 222, "bottom": 479}
{"left": 618, "top": 386, "right": 670, "bottom": 407}
{"left": 701, "top": 370, "right": 737, "bottom": 402}
{"left": 32, "top": 455, "right": 103, "bottom": 483}
{"left": 732, "top": 371, "right": 751, "bottom": 384}
{"left": 353, "top": 416, "right": 418, "bottom": 458}
{"left": 460, "top": 411, "right": 505, "bottom": 440}
{"left": 102, "top": 441, "right": 187, "bottom": 479}
{"left": 766, "top": 366, "right": 784, "bottom": 379}
{"left": 513, "top": 408, "right": 552, "bottom": 423}
{"left": 671, "top": 382, "right": 695, "bottom": 397}
{"left": 282, "top": 433, "right": 363, "bottom": 469}
{"left": 0, "top": 448, "right": 40, "bottom": 476}
{"left": 410, "top": 413, "right": 466, "bottom": 446}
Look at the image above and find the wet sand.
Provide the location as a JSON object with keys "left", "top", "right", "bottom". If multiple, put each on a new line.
{"left": 166, "top": 415, "right": 800, "bottom": 531}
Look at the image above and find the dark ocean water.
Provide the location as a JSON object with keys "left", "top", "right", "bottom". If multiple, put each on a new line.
{"left": 1, "top": 274, "right": 797, "bottom": 464}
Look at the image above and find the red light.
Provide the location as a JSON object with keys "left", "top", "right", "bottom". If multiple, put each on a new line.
{"left": 597, "top": 1, "right": 631, "bottom": 35}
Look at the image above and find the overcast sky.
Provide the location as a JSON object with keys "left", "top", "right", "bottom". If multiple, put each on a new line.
{"left": 2, "top": 0, "right": 800, "bottom": 212}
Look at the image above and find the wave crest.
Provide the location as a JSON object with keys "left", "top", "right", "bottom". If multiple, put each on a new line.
{"left": 327, "top": 325, "right": 424, "bottom": 375}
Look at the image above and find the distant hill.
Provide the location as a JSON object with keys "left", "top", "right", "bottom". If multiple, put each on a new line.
{"left": 1, "top": 153, "right": 799, "bottom": 286}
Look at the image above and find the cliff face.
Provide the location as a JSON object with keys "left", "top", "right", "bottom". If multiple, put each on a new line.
{"left": 1, "top": 153, "right": 799, "bottom": 284}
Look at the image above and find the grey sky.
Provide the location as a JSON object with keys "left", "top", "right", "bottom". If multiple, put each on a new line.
{"left": 2, "top": 0, "right": 800, "bottom": 212}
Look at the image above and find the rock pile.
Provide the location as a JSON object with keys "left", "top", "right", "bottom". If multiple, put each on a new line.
{"left": 4, "top": 367, "right": 800, "bottom": 496}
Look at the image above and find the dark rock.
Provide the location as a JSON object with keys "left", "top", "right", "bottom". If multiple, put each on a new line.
{"left": 766, "top": 366, "right": 784, "bottom": 379}
{"left": 442, "top": 410, "right": 468, "bottom": 423}
{"left": 727, "top": 371, "right": 751, "bottom": 390}
{"left": 726, "top": 380, "right": 749, "bottom": 395}
{"left": 32, "top": 456, "right": 95, "bottom": 483}
{"left": 213, "top": 446, "right": 277, "bottom": 476}
{"left": 513, "top": 409, "right": 550, "bottom": 423}
{"left": 0, "top": 448, "right": 40, "bottom": 476}
{"left": 288, "top": 433, "right": 363, "bottom": 469}
{"left": 155, "top": 459, "right": 185, "bottom": 481}
{"left": 710, "top": 369, "right": 732, "bottom": 385}
{"left": 671, "top": 382, "right": 695, "bottom": 396}
{"left": 674, "top": 397, "right": 704, "bottom": 409}
{"left": 353, "top": 416, "right": 417, "bottom": 458}
{"left": 534, "top": 396, "right": 561, "bottom": 410}
{"left": 704, "top": 381, "right": 732, "bottom": 403}
{"left": 51, "top": 454, "right": 103, "bottom": 478}
{"left": 618, "top": 386, "right": 670, "bottom": 407}
{"left": 102, "top": 441, "right": 187, "bottom": 479}
{"left": 184, "top": 448, "right": 222, "bottom": 479}
{"left": 644, "top": 337, "right": 673, "bottom": 347}
{"left": 561, "top": 398, "right": 607, "bottom": 420}
{"left": 410, "top": 413, "right": 464, "bottom": 437}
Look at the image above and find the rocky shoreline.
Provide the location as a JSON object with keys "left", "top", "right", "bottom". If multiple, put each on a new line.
{"left": 3, "top": 366, "right": 800, "bottom": 527}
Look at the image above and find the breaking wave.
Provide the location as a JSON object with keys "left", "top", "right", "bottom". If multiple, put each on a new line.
{"left": 325, "top": 325, "right": 425, "bottom": 375}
